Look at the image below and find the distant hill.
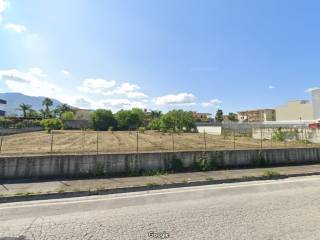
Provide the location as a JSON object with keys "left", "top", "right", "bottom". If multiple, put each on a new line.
{"left": 0, "top": 92, "right": 64, "bottom": 116}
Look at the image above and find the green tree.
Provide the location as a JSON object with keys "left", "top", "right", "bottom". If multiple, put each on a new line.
{"left": 27, "top": 109, "right": 41, "bottom": 118}
{"left": 61, "top": 111, "right": 75, "bottom": 120}
{"left": 42, "top": 98, "right": 53, "bottom": 118}
{"left": 40, "top": 118, "right": 62, "bottom": 133}
{"left": 215, "top": 109, "right": 224, "bottom": 123}
{"left": 90, "top": 109, "right": 117, "bottom": 131}
{"left": 18, "top": 103, "right": 32, "bottom": 118}
{"left": 147, "top": 118, "right": 161, "bottom": 130}
{"left": 115, "top": 109, "right": 143, "bottom": 130}
{"left": 54, "top": 104, "right": 73, "bottom": 118}
{"left": 159, "top": 110, "right": 195, "bottom": 132}
{"left": 227, "top": 112, "right": 238, "bottom": 122}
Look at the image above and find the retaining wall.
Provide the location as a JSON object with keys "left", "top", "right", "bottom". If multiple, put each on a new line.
{"left": 1, "top": 148, "right": 320, "bottom": 179}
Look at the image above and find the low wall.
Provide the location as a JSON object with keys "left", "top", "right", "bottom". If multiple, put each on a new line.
{"left": 0, "top": 127, "right": 43, "bottom": 136}
{"left": 1, "top": 148, "right": 320, "bottom": 179}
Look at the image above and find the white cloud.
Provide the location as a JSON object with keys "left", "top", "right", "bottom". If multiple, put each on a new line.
{"left": 201, "top": 98, "right": 222, "bottom": 107}
{"left": 126, "top": 91, "right": 148, "bottom": 99}
{"left": 94, "top": 99, "right": 146, "bottom": 111}
{"left": 79, "top": 78, "right": 116, "bottom": 93}
{"left": 61, "top": 70, "right": 70, "bottom": 75}
{"left": 29, "top": 67, "right": 47, "bottom": 77}
{"left": 305, "top": 87, "right": 320, "bottom": 93}
{"left": 0, "top": 68, "right": 61, "bottom": 98}
{"left": 154, "top": 93, "right": 196, "bottom": 106}
{"left": 0, "top": 0, "right": 9, "bottom": 13}
{"left": 4, "top": 23, "right": 27, "bottom": 33}
{"left": 72, "top": 97, "right": 92, "bottom": 108}
{"left": 104, "top": 82, "right": 140, "bottom": 95}
{"left": 268, "top": 85, "right": 275, "bottom": 89}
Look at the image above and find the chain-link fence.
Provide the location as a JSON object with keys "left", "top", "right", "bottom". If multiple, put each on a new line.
{"left": 0, "top": 127, "right": 320, "bottom": 156}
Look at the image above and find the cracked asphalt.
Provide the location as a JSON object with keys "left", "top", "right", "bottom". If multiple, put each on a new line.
{"left": 1, "top": 175, "right": 320, "bottom": 239}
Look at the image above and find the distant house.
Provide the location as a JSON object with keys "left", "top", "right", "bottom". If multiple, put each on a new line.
{"left": 0, "top": 99, "right": 7, "bottom": 116}
{"left": 74, "top": 109, "right": 93, "bottom": 120}
{"left": 192, "top": 112, "right": 212, "bottom": 122}
{"left": 237, "top": 109, "right": 276, "bottom": 122}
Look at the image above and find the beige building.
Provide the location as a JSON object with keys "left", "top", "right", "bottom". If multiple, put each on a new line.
{"left": 275, "top": 100, "right": 314, "bottom": 121}
{"left": 237, "top": 109, "right": 276, "bottom": 122}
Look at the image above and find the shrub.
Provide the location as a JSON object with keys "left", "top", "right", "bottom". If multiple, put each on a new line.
{"left": 272, "top": 128, "right": 285, "bottom": 142}
{"left": 40, "top": 118, "right": 63, "bottom": 133}
{"left": 171, "top": 156, "right": 184, "bottom": 172}
{"left": 61, "top": 111, "right": 75, "bottom": 120}
{"left": 262, "top": 170, "right": 280, "bottom": 178}
{"left": 139, "top": 127, "right": 145, "bottom": 133}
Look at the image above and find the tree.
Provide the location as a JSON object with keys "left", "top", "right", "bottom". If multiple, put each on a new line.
{"left": 54, "top": 104, "right": 74, "bottom": 118}
{"left": 150, "top": 110, "right": 162, "bottom": 119}
{"left": 115, "top": 109, "right": 143, "bottom": 130}
{"left": 40, "top": 118, "right": 62, "bottom": 133}
{"left": 227, "top": 112, "right": 238, "bottom": 122}
{"left": 61, "top": 111, "right": 75, "bottom": 120}
{"left": 27, "top": 109, "right": 41, "bottom": 118}
{"left": 147, "top": 118, "right": 161, "bottom": 130}
{"left": 42, "top": 98, "right": 53, "bottom": 118}
{"left": 18, "top": 103, "right": 32, "bottom": 118}
{"left": 159, "top": 110, "right": 195, "bottom": 132}
{"left": 215, "top": 109, "right": 224, "bottom": 123}
{"left": 90, "top": 109, "right": 117, "bottom": 131}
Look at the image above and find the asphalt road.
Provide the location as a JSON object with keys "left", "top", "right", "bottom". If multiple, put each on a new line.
{"left": 1, "top": 176, "right": 320, "bottom": 240}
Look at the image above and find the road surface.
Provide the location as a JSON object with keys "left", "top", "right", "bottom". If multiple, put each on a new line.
{"left": 1, "top": 176, "right": 320, "bottom": 239}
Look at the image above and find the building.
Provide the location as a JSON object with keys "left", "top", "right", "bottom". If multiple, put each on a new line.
{"left": 312, "top": 88, "right": 320, "bottom": 120}
{"left": 0, "top": 99, "right": 7, "bottom": 116}
{"left": 275, "top": 100, "right": 314, "bottom": 121}
{"left": 192, "top": 112, "right": 212, "bottom": 122}
{"left": 237, "top": 109, "right": 276, "bottom": 122}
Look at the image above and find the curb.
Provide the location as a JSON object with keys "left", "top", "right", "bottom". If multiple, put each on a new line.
{"left": 1, "top": 171, "right": 320, "bottom": 204}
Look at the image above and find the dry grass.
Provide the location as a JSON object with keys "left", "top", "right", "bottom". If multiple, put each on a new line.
{"left": 0, "top": 130, "right": 317, "bottom": 156}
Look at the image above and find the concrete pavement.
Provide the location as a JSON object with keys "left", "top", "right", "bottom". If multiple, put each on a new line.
{"left": 2, "top": 164, "right": 320, "bottom": 202}
{"left": 1, "top": 175, "right": 320, "bottom": 239}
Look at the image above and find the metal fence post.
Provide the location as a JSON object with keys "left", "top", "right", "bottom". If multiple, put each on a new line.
{"left": 136, "top": 131, "right": 139, "bottom": 153}
{"left": 0, "top": 133, "right": 3, "bottom": 153}
{"left": 172, "top": 132, "right": 175, "bottom": 152}
{"left": 203, "top": 129, "right": 207, "bottom": 152}
{"left": 233, "top": 129, "right": 236, "bottom": 150}
{"left": 96, "top": 131, "right": 99, "bottom": 155}
{"left": 260, "top": 128, "right": 263, "bottom": 149}
{"left": 82, "top": 130, "right": 85, "bottom": 153}
{"left": 50, "top": 130, "right": 54, "bottom": 155}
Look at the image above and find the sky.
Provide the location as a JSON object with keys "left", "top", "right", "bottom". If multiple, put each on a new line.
{"left": 0, "top": 0, "right": 319, "bottom": 114}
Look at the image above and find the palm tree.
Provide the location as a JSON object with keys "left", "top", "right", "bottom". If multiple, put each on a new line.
{"left": 18, "top": 103, "right": 32, "bottom": 118}
{"left": 150, "top": 110, "right": 162, "bottom": 119}
{"left": 42, "top": 98, "right": 53, "bottom": 118}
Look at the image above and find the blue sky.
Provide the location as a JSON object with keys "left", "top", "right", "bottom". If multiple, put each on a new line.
{"left": 0, "top": 0, "right": 319, "bottom": 114}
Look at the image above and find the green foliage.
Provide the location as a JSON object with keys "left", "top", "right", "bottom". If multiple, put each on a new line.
{"left": 272, "top": 128, "right": 285, "bottom": 142}
{"left": 227, "top": 112, "right": 238, "bottom": 122}
{"left": 40, "top": 118, "right": 62, "bottom": 132}
{"left": 215, "top": 109, "right": 224, "bottom": 123}
{"left": 147, "top": 118, "right": 161, "bottom": 130}
{"left": 138, "top": 127, "right": 145, "bottom": 133}
{"left": 115, "top": 109, "right": 144, "bottom": 130}
{"left": 90, "top": 109, "right": 117, "bottom": 131}
{"left": 262, "top": 170, "right": 280, "bottom": 178}
{"left": 0, "top": 118, "right": 41, "bottom": 129}
{"left": 42, "top": 97, "right": 54, "bottom": 118}
{"left": 159, "top": 110, "right": 195, "bottom": 132}
{"left": 54, "top": 104, "right": 74, "bottom": 118}
{"left": 18, "top": 103, "right": 32, "bottom": 118}
{"left": 61, "top": 111, "right": 75, "bottom": 120}
{"left": 192, "top": 154, "right": 218, "bottom": 171}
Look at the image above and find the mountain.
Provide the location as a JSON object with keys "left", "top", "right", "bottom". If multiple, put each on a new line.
{"left": 0, "top": 92, "right": 64, "bottom": 116}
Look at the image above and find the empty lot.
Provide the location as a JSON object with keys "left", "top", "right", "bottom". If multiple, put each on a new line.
{"left": 0, "top": 130, "right": 317, "bottom": 155}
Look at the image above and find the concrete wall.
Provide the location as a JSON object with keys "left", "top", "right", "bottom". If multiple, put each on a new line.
{"left": 197, "top": 126, "right": 222, "bottom": 135}
{"left": 276, "top": 100, "right": 314, "bottom": 121}
{"left": 1, "top": 148, "right": 320, "bottom": 179}
{"left": 0, "top": 127, "right": 43, "bottom": 136}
